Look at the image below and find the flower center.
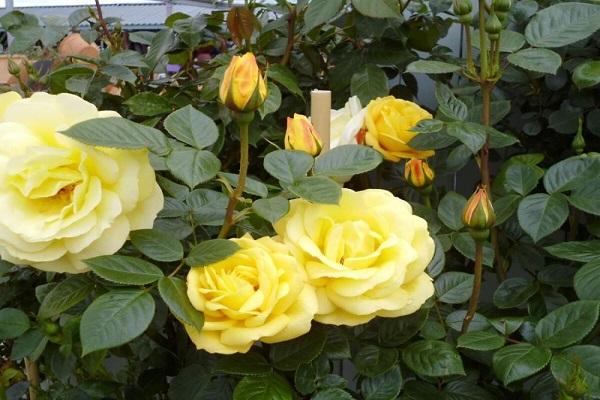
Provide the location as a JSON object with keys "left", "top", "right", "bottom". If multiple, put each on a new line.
{"left": 323, "top": 220, "right": 383, "bottom": 267}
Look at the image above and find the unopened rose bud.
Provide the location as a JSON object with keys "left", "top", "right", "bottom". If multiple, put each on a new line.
{"left": 463, "top": 185, "right": 495, "bottom": 240}
{"left": 404, "top": 158, "right": 435, "bottom": 191}
{"left": 7, "top": 59, "right": 21, "bottom": 76}
{"left": 492, "top": 0, "right": 511, "bottom": 13}
{"left": 219, "top": 52, "right": 267, "bottom": 113}
{"left": 485, "top": 13, "right": 502, "bottom": 40}
{"left": 285, "top": 113, "right": 323, "bottom": 156}
{"left": 572, "top": 118, "right": 585, "bottom": 154}
{"left": 453, "top": 0, "right": 473, "bottom": 22}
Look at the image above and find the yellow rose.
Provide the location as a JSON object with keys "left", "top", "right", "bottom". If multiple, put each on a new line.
{"left": 274, "top": 188, "right": 435, "bottom": 326}
{"left": 364, "top": 96, "right": 434, "bottom": 161}
{"left": 185, "top": 235, "right": 318, "bottom": 354}
{"left": 0, "top": 92, "right": 164, "bottom": 273}
{"left": 285, "top": 113, "right": 323, "bottom": 156}
{"left": 219, "top": 52, "right": 268, "bottom": 113}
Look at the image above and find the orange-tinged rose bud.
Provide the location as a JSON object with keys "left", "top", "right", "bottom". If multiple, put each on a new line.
{"left": 404, "top": 158, "right": 435, "bottom": 189}
{"left": 219, "top": 52, "right": 267, "bottom": 113}
{"left": 285, "top": 113, "right": 323, "bottom": 156}
{"left": 462, "top": 185, "right": 496, "bottom": 239}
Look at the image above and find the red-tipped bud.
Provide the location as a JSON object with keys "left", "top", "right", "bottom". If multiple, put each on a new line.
{"left": 463, "top": 185, "right": 495, "bottom": 240}
{"left": 404, "top": 158, "right": 435, "bottom": 190}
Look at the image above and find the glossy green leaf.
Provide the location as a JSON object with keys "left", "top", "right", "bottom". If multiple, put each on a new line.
{"left": 517, "top": 193, "right": 569, "bottom": 242}
{"left": 0, "top": 308, "right": 30, "bottom": 339}
{"left": 186, "top": 239, "right": 240, "bottom": 267}
{"left": 402, "top": 340, "right": 465, "bottom": 377}
{"left": 572, "top": 60, "right": 600, "bottom": 89}
{"left": 85, "top": 255, "right": 163, "bottom": 285}
{"left": 492, "top": 344, "right": 551, "bottom": 385}
{"left": 493, "top": 278, "right": 539, "bottom": 309}
{"left": 434, "top": 272, "right": 474, "bottom": 304}
{"left": 435, "top": 83, "right": 467, "bottom": 121}
{"left": 457, "top": 331, "right": 505, "bottom": 351}
{"left": 314, "top": 145, "right": 382, "bottom": 177}
{"left": 125, "top": 92, "right": 172, "bottom": 116}
{"left": 504, "top": 163, "right": 540, "bottom": 196}
{"left": 164, "top": 105, "right": 219, "bottom": 149}
{"left": 253, "top": 196, "right": 289, "bottom": 224}
{"left": 353, "top": 345, "right": 398, "bottom": 377}
{"left": 214, "top": 352, "right": 272, "bottom": 376}
{"left": 264, "top": 150, "right": 313, "bottom": 184}
{"left": 158, "top": 277, "right": 204, "bottom": 330}
{"left": 406, "top": 60, "right": 461, "bottom": 74}
{"left": 304, "top": 0, "right": 343, "bottom": 31}
{"left": 351, "top": 64, "right": 389, "bottom": 105}
{"left": 535, "top": 300, "right": 599, "bottom": 348}
{"left": 569, "top": 177, "right": 600, "bottom": 216}
{"left": 38, "top": 276, "right": 93, "bottom": 319}
{"left": 269, "top": 328, "right": 327, "bottom": 371}
{"left": 351, "top": 0, "right": 401, "bottom": 18}
{"left": 360, "top": 365, "right": 403, "bottom": 400}
{"left": 166, "top": 148, "right": 221, "bottom": 188}
{"left": 544, "top": 240, "right": 600, "bottom": 262}
{"left": 543, "top": 155, "right": 600, "bottom": 193}
{"left": 267, "top": 64, "right": 302, "bottom": 97}
{"left": 130, "top": 229, "right": 183, "bottom": 262}
{"left": 80, "top": 290, "right": 155, "bottom": 355}
{"left": 437, "top": 191, "right": 467, "bottom": 231}
{"left": 378, "top": 309, "right": 429, "bottom": 347}
{"left": 507, "top": 48, "right": 561, "bottom": 75}
{"left": 574, "top": 259, "right": 600, "bottom": 300}
{"left": 285, "top": 176, "right": 341, "bottom": 204}
{"left": 452, "top": 233, "right": 495, "bottom": 267}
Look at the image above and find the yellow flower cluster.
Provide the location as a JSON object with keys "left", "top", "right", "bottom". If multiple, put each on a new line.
{"left": 185, "top": 188, "right": 435, "bottom": 353}
{"left": 0, "top": 92, "right": 163, "bottom": 273}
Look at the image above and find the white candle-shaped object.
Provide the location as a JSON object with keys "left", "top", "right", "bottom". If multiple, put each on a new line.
{"left": 310, "top": 89, "right": 331, "bottom": 152}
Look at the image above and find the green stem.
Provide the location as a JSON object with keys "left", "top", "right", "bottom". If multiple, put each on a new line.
{"left": 218, "top": 117, "right": 252, "bottom": 238}
{"left": 422, "top": 193, "right": 432, "bottom": 209}
{"left": 478, "top": 0, "right": 488, "bottom": 80}
{"left": 464, "top": 24, "right": 475, "bottom": 74}
{"left": 461, "top": 241, "right": 484, "bottom": 333}
{"left": 25, "top": 357, "right": 39, "bottom": 400}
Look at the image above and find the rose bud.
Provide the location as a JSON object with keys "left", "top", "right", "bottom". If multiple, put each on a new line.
{"left": 219, "top": 52, "right": 267, "bottom": 113}
{"left": 462, "top": 185, "right": 496, "bottom": 240}
{"left": 285, "top": 113, "right": 323, "bottom": 156}
{"left": 404, "top": 158, "right": 435, "bottom": 190}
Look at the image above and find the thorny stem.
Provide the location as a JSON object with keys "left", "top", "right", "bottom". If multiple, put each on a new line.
{"left": 218, "top": 118, "right": 251, "bottom": 238}
{"left": 25, "top": 357, "right": 40, "bottom": 400}
{"left": 281, "top": 4, "right": 296, "bottom": 66}
{"left": 462, "top": 241, "right": 483, "bottom": 333}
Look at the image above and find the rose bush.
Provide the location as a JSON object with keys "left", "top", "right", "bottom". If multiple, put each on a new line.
{"left": 0, "top": 92, "right": 163, "bottom": 273}
{"left": 274, "top": 188, "right": 434, "bottom": 326}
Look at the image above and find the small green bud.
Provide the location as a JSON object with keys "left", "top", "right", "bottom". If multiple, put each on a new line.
{"left": 459, "top": 13, "right": 473, "bottom": 24}
{"left": 572, "top": 118, "right": 585, "bottom": 154}
{"left": 492, "top": 0, "right": 511, "bottom": 13}
{"left": 495, "top": 11, "right": 508, "bottom": 26}
{"left": 485, "top": 13, "right": 502, "bottom": 40}
{"left": 7, "top": 59, "right": 21, "bottom": 76}
{"left": 453, "top": 0, "right": 473, "bottom": 16}
{"left": 463, "top": 185, "right": 495, "bottom": 241}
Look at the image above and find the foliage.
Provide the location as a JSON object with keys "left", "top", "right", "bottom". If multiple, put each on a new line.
{"left": 0, "top": 0, "right": 599, "bottom": 399}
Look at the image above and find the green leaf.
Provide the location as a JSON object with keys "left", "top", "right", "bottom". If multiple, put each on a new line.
{"left": 101, "top": 64, "right": 137, "bottom": 84}
{"left": 435, "top": 83, "right": 467, "bottom": 121}
{"left": 446, "top": 310, "right": 490, "bottom": 332}
{"left": 507, "top": 48, "right": 562, "bottom": 75}
{"left": 264, "top": 150, "right": 313, "bottom": 184}
{"left": 493, "top": 343, "right": 552, "bottom": 385}
{"left": 145, "top": 28, "right": 176, "bottom": 70}
{"left": 437, "top": 191, "right": 467, "bottom": 231}
{"left": 446, "top": 121, "right": 486, "bottom": 154}
{"left": 85, "top": 255, "right": 163, "bottom": 285}
{"left": 402, "top": 340, "right": 465, "bottom": 377}
{"left": 214, "top": 352, "right": 272, "bottom": 376}
{"left": 38, "top": 275, "right": 93, "bottom": 319}
{"left": 406, "top": 60, "right": 461, "bottom": 74}
{"left": 314, "top": 145, "right": 382, "bottom": 177}
{"left": 294, "top": 354, "right": 329, "bottom": 395}
{"left": 158, "top": 277, "right": 204, "bottom": 330}
{"left": 467, "top": 100, "right": 511, "bottom": 126}
{"left": 551, "top": 345, "right": 600, "bottom": 398}
{"left": 168, "top": 364, "right": 211, "bottom": 400}
{"left": 304, "top": 0, "right": 343, "bottom": 31}
{"left": 353, "top": 345, "right": 398, "bottom": 378}
{"left": 504, "top": 163, "right": 539, "bottom": 196}
{"left": 524, "top": 2, "right": 600, "bottom": 48}
{"left": 489, "top": 317, "right": 525, "bottom": 335}
{"left": 434, "top": 272, "right": 474, "bottom": 304}
{"left": 408, "top": 132, "right": 457, "bottom": 150}
{"left": 351, "top": 64, "right": 389, "bottom": 105}
{"left": 286, "top": 176, "right": 341, "bottom": 204}
{"left": 186, "top": 239, "right": 241, "bottom": 267}
{"left": 378, "top": 309, "right": 429, "bottom": 347}
{"left": 10, "top": 328, "right": 47, "bottom": 361}
{"left": 543, "top": 155, "right": 600, "bottom": 194}
{"left": 269, "top": 328, "right": 327, "bottom": 371}
{"left": 360, "top": 365, "right": 403, "bottom": 400}
{"left": 109, "top": 50, "right": 148, "bottom": 67}
{"left": 173, "top": 16, "right": 206, "bottom": 48}
{"left": 166, "top": 148, "right": 221, "bottom": 188}
{"left": 493, "top": 277, "right": 539, "bottom": 309}
{"left": 259, "top": 82, "right": 282, "bottom": 119}
{"left": 457, "top": 331, "right": 505, "bottom": 351}
{"left": 313, "top": 388, "right": 353, "bottom": 400}
{"left": 164, "top": 105, "right": 219, "bottom": 149}
{"left": 253, "top": 197, "right": 289, "bottom": 224}
{"left": 267, "top": 64, "right": 302, "bottom": 97}
{"left": 187, "top": 189, "right": 228, "bottom": 226}
{"left": 80, "top": 289, "right": 155, "bottom": 355}
{"left": 452, "top": 233, "right": 494, "bottom": 267}
{"left": 574, "top": 259, "right": 600, "bottom": 300}
{"left": 0, "top": 308, "right": 30, "bottom": 339}
{"left": 125, "top": 92, "right": 172, "bottom": 117}
{"left": 219, "top": 172, "right": 268, "bottom": 198}
{"left": 427, "top": 237, "right": 445, "bottom": 278}
{"left": 351, "top": 0, "right": 401, "bottom": 18}
{"left": 130, "top": 229, "right": 183, "bottom": 262}
{"left": 570, "top": 177, "right": 600, "bottom": 216}
{"left": 493, "top": 194, "right": 522, "bottom": 225}
{"left": 61, "top": 117, "right": 170, "bottom": 155}
{"left": 544, "top": 240, "right": 600, "bottom": 263}
{"left": 572, "top": 60, "right": 600, "bottom": 89}
{"left": 535, "top": 300, "right": 599, "bottom": 348}
{"left": 517, "top": 193, "right": 569, "bottom": 242}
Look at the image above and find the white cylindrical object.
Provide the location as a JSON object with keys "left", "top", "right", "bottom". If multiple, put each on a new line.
{"left": 310, "top": 89, "right": 331, "bottom": 152}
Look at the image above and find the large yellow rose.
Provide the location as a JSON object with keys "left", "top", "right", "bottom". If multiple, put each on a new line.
{"left": 186, "top": 235, "right": 318, "bottom": 354}
{"left": 364, "top": 96, "right": 434, "bottom": 161}
{"left": 274, "top": 188, "right": 435, "bottom": 326}
{"left": 0, "top": 92, "right": 164, "bottom": 273}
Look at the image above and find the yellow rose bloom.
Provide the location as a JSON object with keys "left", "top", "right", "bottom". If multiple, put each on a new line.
{"left": 364, "top": 96, "right": 434, "bottom": 161}
{"left": 219, "top": 52, "right": 268, "bottom": 113}
{"left": 186, "top": 235, "right": 318, "bottom": 354}
{"left": 274, "top": 188, "right": 435, "bottom": 326}
{"left": 0, "top": 92, "right": 164, "bottom": 273}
